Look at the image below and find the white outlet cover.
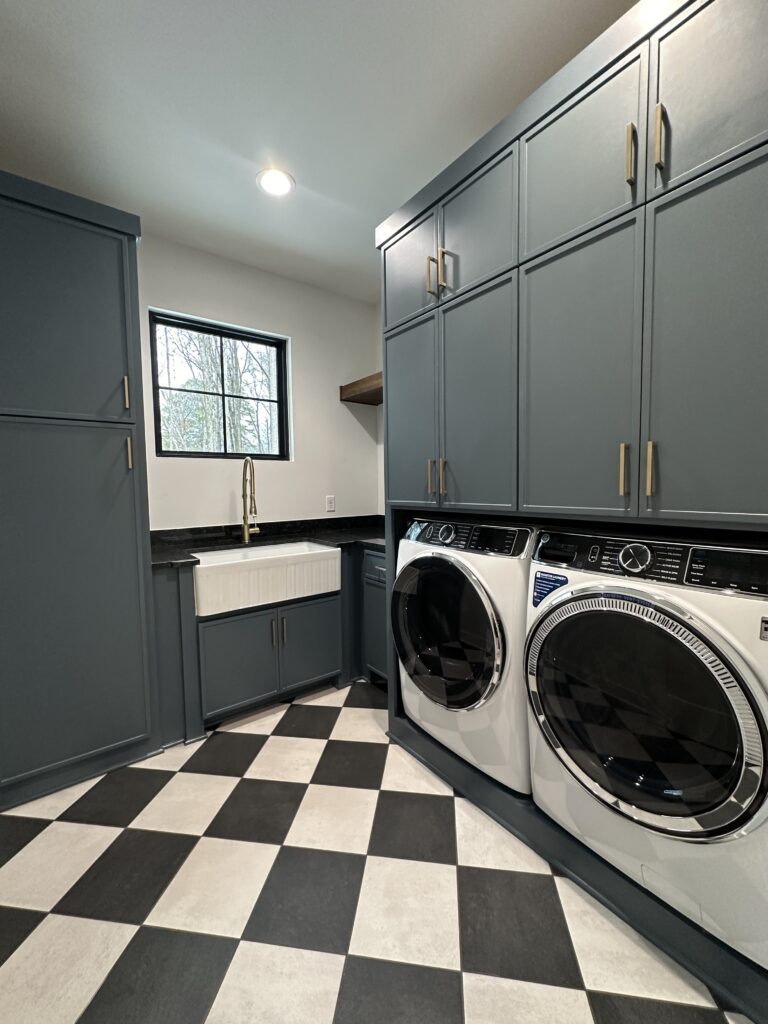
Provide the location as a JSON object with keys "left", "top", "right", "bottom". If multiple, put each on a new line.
{"left": 325, "top": 495, "right": 336, "bottom": 512}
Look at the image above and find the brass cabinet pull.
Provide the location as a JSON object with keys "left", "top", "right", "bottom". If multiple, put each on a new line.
{"left": 645, "top": 440, "right": 655, "bottom": 497}
{"left": 123, "top": 375, "right": 130, "bottom": 410}
{"left": 618, "top": 442, "right": 628, "bottom": 496}
{"left": 625, "top": 122, "right": 636, "bottom": 186}
{"left": 437, "top": 247, "right": 448, "bottom": 290}
{"left": 654, "top": 103, "right": 666, "bottom": 170}
{"left": 271, "top": 619, "right": 277, "bottom": 648}
{"left": 439, "top": 457, "right": 447, "bottom": 496}
{"left": 282, "top": 617, "right": 287, "bottom": 646}
{"left": 126, "top": 436, "right": 133, "bottom": 471}
{"left": 426, "top": 458, "right": 436, "bottom": 495}
{"left": 425, "top": 255, "right": 438, "bottom": 297}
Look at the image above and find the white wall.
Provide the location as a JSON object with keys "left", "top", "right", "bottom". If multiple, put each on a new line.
{"left": 137, "top": 235, "right": 381, "bottom": 530}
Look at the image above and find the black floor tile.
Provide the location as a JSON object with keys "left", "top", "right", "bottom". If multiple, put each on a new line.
{"left": 0, "top": 815, "right": 49, "bottom": 868}
{"left": 0, "top": 905, "right": 45, "bottom": 966}
{"left": 588, "top": 992, "right": 727, "bottom": 1024}
{"left": 53, "top": 828, "right": 196, "bottom": 924}
{"left": 458, "top": 866, "right": 583, "bottom": 987}
{"left": 180, "top": 732, "right": 267, "bottom": 777}
{"left": 78, "top": 926, "right": 237, "bottom": 1024}
{"left": 311, "top": 740, "right": 387, "bottom": 790}
{"left": 58, "top": 768, "right": 174, "bottom": 827}
{"left": 205, "top": 778, "right": 306, "bottom": 844}
{"left": 271, "top": 703, "right": 340, "bottom": 739}
{"left": 344, "top": 680, "right": 388, "bottom": 710}
{"left": 243, "top": 845, "right": 365, "bottom": 954}
{"left": 368, "top": 790, "right": 457, "bottom": 864}
{"left": 334, "top": 955, "right": 463, "bottom": 1024}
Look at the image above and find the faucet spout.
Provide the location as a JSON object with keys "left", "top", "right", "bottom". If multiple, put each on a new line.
{"left": 241, "top": 457, "right": 260, "bottom": 543}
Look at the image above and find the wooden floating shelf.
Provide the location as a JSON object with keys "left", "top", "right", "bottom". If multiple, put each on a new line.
{"left": 339, "top": 370, "right": 383, "bottom": 406}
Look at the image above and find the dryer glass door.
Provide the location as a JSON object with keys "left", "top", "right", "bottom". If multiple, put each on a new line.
{"left": 391, "top": 554, "right": 504, "bottom": 711}
{"left": 526, "top": 592, "right": 765, "bottom": 837}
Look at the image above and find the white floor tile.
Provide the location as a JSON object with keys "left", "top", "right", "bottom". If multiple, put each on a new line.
{"left": 0, "top": 913, "right": 135, "bottom": 1024}
{"left": 206, "top": 940, "right": 344, "bottom": 1024}
{"left": 130, "top": 772, "right": 237, "bottom": 835}
{"left": 380, "top": 744, "right": 453, "bottom": 797}
{"left": 2, "top": 775, "right": 104, "bottom": 819}
{"left": 245, "top": 736, "right": 327, "bottom": 783}
{"left": 463, "top": 973, "right": 594, "bottom": 1024}
{"left": 349, "top": 855, "right": 460, "bottom": 970}
{"left": 556, "top": 878, "right": 716, "bottom": 1006}
{"left": 330, "top": 707, "right": 388, "bottom": 744}
{"left": 132, "top": 738, "right": 206, "bottom": 771}
{"left": 0, "top": 821, "right": 119, "bottom": 911}
{"left": 217, "top": 704, "right": 289, "bottom": 734}
{"left": 725, "top": 1014, "right": 756, "bottom": 1024}
{"left": 455, "top": 798, "right": 550, "bottom": 874}
{"left": 293, "top": 685, "right": 349, "bottom": 707}
{"left": 146, "top": 836, "right": 278, "bottom": 937}
{"left": 284, "top": 784, "right": 378, "bottom": 854}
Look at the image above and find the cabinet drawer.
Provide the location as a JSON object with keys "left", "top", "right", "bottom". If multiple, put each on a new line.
{"left": 362, "top": 550, "right": 386, "bottom": 582}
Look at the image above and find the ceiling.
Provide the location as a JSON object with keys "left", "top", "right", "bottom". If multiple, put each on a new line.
{"left": 0, "top": 0, "right": 635, "bottom": 303}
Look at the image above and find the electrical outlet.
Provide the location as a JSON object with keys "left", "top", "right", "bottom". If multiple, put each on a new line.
{"left": 325, "top": 495, "right": 336, "bottom": 512}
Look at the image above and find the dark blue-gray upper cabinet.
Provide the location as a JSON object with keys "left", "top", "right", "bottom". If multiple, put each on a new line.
{"left": 520, "top": 45, "right": 648, "bottom": 262}
{"left": 278, "top": 595, "right": 341, "bottom": 693}
{"left": 0, "top": 199, "right": 135, "bottom": 421}
{"left": 641, "top": 145, "right": 768, "bottom": 524}
{"left": 439, "top": 273, "right": 517, "bottom": 511}
{"left": 648, "top": 0, "right": 768, "bottom": 199}
{"left": 199, "top": 608, "right": 279, "bottom": 721}
{"left": 437, "top": 147, "right": 517, "bottom": 302}
{"left": 0, "top": 417, "right": 151, "bottom": 785}
{"left": 384, "top": 313, "right": 438, "bottom": 506}
{"left": 383, "top": 209, "right": 438, "bottom": 330}
{"left": 519, "top": 211, "right": 644, "bottom": 518}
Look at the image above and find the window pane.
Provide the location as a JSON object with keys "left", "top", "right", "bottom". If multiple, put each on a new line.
{"left": 223, "top": 338, "right": 278, "bottom": 399}
{"left": 159, "top": 389, "right": 224, "bottom": 452}
{"left": 155, "top": 323, "right": 222, "bottom": 393}
{"left": 226, "top": 397, "right": 280, "bottom": 455}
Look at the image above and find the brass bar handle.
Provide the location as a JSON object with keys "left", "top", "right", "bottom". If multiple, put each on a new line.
{"left": 271, "top": 619, "right": 277, "bottom": 648}
{"left": 282, "top": 617, "right": 287, "bottom": 646}
{"left": 625, "top": 122, "right": 636, "bottom": 186}
{"left": 126, "top": 436, "right": 133, "bottom": 471}
{"left": 426, "top": 458, "right": 436, "bottom": 495}
{"left": 645, "top": 440, "right": 655, "bottom": 497}
{"left": 425, "top": 255, "right": 438, "bottom": 297}
{"left": 439, "top": 457, "right": 447, "bottom": 496}
{"left": 123, "top": 375, "right": 130, "bottom": 410}
{"left": 618, "top": 442, "right": 628, "bottom": 497}
{"left": 437, "top": 247, "right": 448, "bottom": 290}
{"left": 654, "top": 103, "right": 666, "bottom": 170}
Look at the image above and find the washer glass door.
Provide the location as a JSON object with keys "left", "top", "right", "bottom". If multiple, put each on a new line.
{"left": 526, "top": 592, "right": 765, "bottom": 837}
{"left": 391, "top": 554, "right": 503, "bottom": 711}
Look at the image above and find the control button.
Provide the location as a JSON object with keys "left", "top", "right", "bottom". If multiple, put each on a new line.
{"left": 424, "top": 524, "right": 435, "bottom": 540}
{"left": 618, "top": 542, "right": 653, "bottom": 575}
{"left": 588, "top": 544, "right": 600, "bottom": 563}
{"left": 438, "top": 523, "right": 455, "bottom": 545}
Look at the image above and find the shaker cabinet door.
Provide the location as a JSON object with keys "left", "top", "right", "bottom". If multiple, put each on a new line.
{"left": 519, "top": 212, "right": 644, "bottom": 517}
{"left": 278, "top": 596, "right": 341, "bottom": 692}
{"left": 641, "top": 145, "right": 768, "bottom": 524}
{"left": 383, "top": 210, "right": 438, "bottom": 329}
{"left": 199, "top": 609, "right": 279, "bottom": 720}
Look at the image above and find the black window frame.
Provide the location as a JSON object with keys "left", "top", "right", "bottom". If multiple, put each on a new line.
{"left": 149, "top": 310, "right": 290, "bottom": 460}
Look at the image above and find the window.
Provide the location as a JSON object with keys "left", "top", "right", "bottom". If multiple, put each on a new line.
{"left": 149, "top": 312, "right": 289, "bottom": 459}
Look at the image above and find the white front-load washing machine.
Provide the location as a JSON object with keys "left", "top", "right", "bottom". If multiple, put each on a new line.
{"left": 392, "top": 518, "right": 535, "bottom": 794}
{"left": 525, "top": 530, "right": 768, "bottom": 969}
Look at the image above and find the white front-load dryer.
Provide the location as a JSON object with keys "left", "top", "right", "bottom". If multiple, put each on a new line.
{"left": 525, "top": 530, "right": 768, "bottom": 970}
{"left": 392, "top": 518, "right": 535, "bottom": 794}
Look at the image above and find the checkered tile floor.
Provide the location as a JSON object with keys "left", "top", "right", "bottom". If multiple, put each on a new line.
{"left": 0, "top": 680, "right": 753, "bottom": 1024}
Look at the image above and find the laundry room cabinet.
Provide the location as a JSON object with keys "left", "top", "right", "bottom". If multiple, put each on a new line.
{"left": 382, "top": 210, "right": 438, "bottom": 330}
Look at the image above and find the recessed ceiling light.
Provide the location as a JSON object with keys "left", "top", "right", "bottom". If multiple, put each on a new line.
{"left": 257, "top": 168, "right": 295, "bottom": 197}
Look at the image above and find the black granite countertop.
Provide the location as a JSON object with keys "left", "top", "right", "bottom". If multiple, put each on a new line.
{"left": 150, "top": 516, "right": 385, "bottom": 568}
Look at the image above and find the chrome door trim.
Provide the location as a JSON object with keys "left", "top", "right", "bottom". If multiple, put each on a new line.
{"left": 525, "top": 585, "right": 766, "bottom": 840}
{"left": 392, "top": 551, "right": 505, "bottom": 713}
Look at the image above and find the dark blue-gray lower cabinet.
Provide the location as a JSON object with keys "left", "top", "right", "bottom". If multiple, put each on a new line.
{"left": 278, "top": 596, "right": 342, "bottom": 693}
{"left": 439, "top": 273, "right": 517, "bottom": 511}
{"left": 0, "top": 196, "right": 135, "bottom": 422}
{"left": 385, "top": 313, "right": 438, "bottom": 506}
{"left": 519, "top": 211, "right": 644, "bottom": 517}
{"left": 438, "top": 147, "right": 516, "bottom": 301}
{"left": 648, "top": 0, "right": 768, "bottom": 198}
{"left": 362, "top": 551, "right": 387, "bottom": 680}
{"left": 382, "top": 209, "right": 438, "bottom": 330}
{"left": 199, "top": 609, "right": 279, "bottom": 721}
{"left": 641, "top": 145, "right": 768, "bottom": 524}
{"left": 520, "top": 45, "right": 647, "bottom": 261}
{"left": 0, "top": 418, "right": 152, "bottom": 785}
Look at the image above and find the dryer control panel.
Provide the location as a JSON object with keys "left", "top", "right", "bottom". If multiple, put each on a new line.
{"left": 405, "top": 520, "right": 530, "bottom": 557}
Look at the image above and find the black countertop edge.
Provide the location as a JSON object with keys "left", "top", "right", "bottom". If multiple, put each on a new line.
{"left": 150, "top": 515, "right": 386, "bottom": 568}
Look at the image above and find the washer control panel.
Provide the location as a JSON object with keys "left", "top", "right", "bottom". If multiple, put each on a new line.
{"left": 405, "top": 520, "right": 530, "bottom": 557}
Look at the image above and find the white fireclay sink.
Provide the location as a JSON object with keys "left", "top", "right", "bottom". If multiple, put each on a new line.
{"left": 191, "top": 541, "right": 341, "bottom": 616}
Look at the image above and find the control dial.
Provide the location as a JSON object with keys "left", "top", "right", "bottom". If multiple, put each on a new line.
{"left": 618, "top": 542, "right": 653, "bottom": 575}
{"left": 438, "top": 523, "right": 455, "bottom": 545}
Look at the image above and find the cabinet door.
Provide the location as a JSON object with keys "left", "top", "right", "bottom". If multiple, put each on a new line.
{"left": 363, "top": 579, "right": 387, "bottom": 679}
{"left": 199, "top": 610, "right": 279, "bottom": 720}
{"left": 439, "top": 147, "right": 516, "bottom": 300}
{"left": 279, "top": 596, "right": 341, "bottom": 692}
{"left": 641, "top": 146, "right": 768, "bottom": 524}
{"left": 439, "top": 274, "right": 517, "bottom": 511}
{"left": 519, "top": 212, "right": 644, "bottom": 517}
{"left": 383, "top": 209, "right": 438, "bottom": 329}
{"left": 648, "top": 0, "right": 768, "bottom": 197}
{"left": 520, "top": 45, "right": 647, "bottom": 261}
{"left": 385, "top": 314, "right": 438, "bottom": 506}
{"left": 0, "top": 199, "right": 134, "bottom": 421}
{"left": 0, "top": 418, "right": 151, "bottom": 784}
